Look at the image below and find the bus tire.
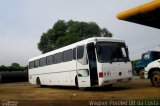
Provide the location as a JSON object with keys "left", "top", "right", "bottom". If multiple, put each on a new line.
{"left": 139, "top": 69, "right": 145, "bottom": 79}
{"left": 75, "top": 76, "right": 78, "bottom": 88}
{"left": 36, "top": 77, "right": 42, "bottom": 87}
{"left": 151, "top": 71, "right": 160, "bottom": 87}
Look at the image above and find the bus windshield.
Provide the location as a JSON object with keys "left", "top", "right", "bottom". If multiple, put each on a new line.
{"left": 96, "top": 42, "right": 129, "bottom": 63}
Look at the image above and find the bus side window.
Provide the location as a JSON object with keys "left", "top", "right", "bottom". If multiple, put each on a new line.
{"left": 40, "top": 57, "right": 46, "bottom": 67}
{"left": 77, "top": 45, "right": 88, "bottom": 65}
{"left": 54, "top": 52, "right": 62, "bottom": 64}
{"left": 63, "top": 49, "right": 73, "bottom": 62}
{"left": 73, "top": 48, "right": 76, "bottom": 60}
{"left": 29, "top": 61, "right": 34, "bottom": 69}
{"left": 47, "top": 55, "right": 54, "bottom": 65}
{"left": 34, "top": 59, "right": 40, "bottom": 68}
{"left": 77, "top": 46, "right": 84, "bottom": 59}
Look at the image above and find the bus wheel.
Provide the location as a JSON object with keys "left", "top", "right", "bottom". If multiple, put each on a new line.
{"left": 36, "top": 77, "right": 42, "bottom": 87}
{"left": 75, "top": 76, "right": 78, "bottom": 88}
{"left": 139, "top": 69, "right": 145, "bottom": 79}
{"left": 151, "top": 71, "right": 160, "bottom": 87}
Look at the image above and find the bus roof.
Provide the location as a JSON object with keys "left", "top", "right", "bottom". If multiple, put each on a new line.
{"left": 117, "top": 0, "right": 160, "bottom": 29}
{"left": 29, "top": 37, "right": 124, "bottom": 62}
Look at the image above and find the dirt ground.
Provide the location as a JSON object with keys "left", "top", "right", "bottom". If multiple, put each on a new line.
{"left": 0, "top": 76, "right": 159, "bottom": 106}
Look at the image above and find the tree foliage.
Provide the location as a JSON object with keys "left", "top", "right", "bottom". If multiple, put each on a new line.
{"left": 0, "top": 63, "right": 27, "bottom": 72}
{"left": 38, "top": 20, "right": 112, "bottom": 53}
{"left": 11, "top": 63, "right": 20, "bottom": 67}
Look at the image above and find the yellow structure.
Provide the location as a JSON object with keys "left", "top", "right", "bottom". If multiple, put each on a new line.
{"left": 117, "top": 0, "right": 160, "bottom": 29}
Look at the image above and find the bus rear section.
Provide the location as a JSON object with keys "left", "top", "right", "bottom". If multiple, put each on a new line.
{"left": 98, "top": 63, "right": 132, "bottom": 86}
{"left": 95, "top": 41, "right": 132, "bottom": 86}
{"left": 76, "top": 38, "right": 133, "bottom": 89}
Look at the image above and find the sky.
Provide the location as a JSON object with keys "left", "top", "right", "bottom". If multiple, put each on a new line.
{"left": 0, "top": 0, "right": 160, "bottom": 66}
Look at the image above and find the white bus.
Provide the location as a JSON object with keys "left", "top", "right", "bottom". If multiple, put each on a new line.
{"left": 28, "top": 37, "right": 132, "bottom": 90}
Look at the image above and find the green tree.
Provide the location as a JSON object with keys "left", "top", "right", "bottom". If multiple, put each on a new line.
{"left": 11, "top": 63, "right": 20, "bottom": 67}
{"left": 0, "top": 65, "right": 8, "bottom": 71}
{"left": 38, "top": 20, "right": 112, "bottom": 53}
{"left": 9, "top": 63, "right": 24, "bottom": 71}
{"left": 0, "top": 63, "right": 26, "bottom": 72}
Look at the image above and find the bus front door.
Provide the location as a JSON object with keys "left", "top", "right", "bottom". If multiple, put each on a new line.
{"left": 76, "top": 45, "right": 91, "bottom": 88}
{"left": 87, "top": 43, "right": 98, "bottom": 86}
